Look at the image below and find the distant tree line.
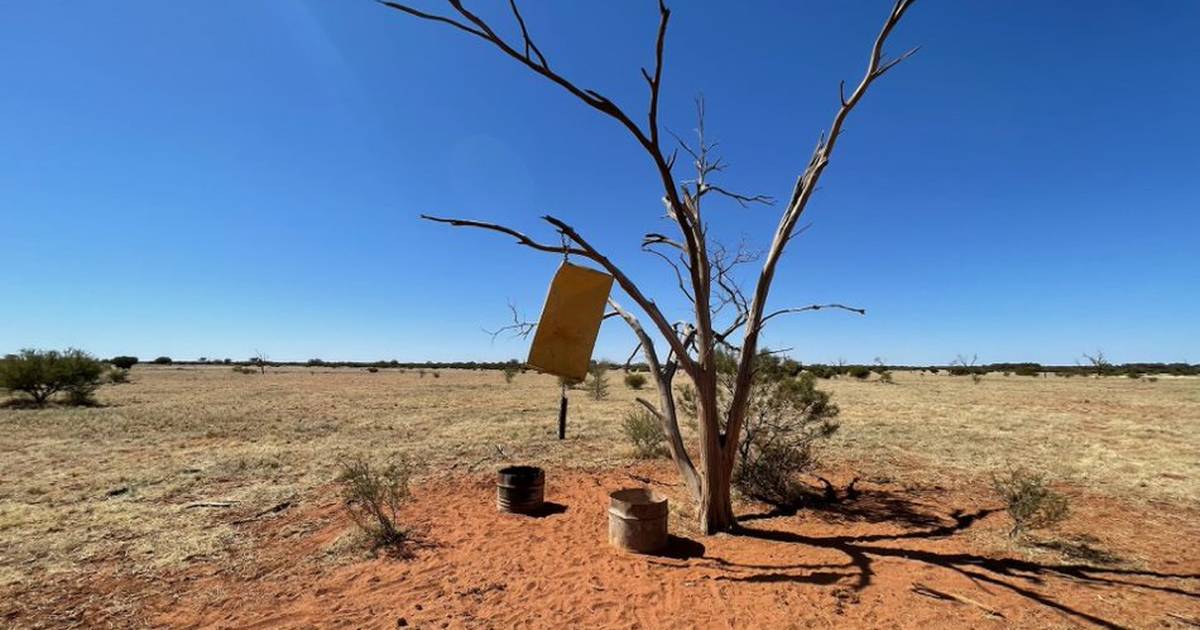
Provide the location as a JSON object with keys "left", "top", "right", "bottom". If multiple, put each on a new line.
{"left": 96, "top": 355, "right": 1200, "bottom": 378}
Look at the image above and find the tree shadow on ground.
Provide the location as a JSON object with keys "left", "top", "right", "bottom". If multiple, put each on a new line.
{"left": 727, "top": 509, "right": 1199, "bottom": 630}
{"left": 739, "top": 487, "right": 948, "bottom": 531}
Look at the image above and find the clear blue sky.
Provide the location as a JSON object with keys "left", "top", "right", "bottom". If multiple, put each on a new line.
{"left": 2, "top": 1, "right": 1197, "bottom": 366}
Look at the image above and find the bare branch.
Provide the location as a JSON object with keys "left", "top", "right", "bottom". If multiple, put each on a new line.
{"left": 642, "top": 232, "right": 684, "bottom": 251}
{"left": 699, "top": 184, "right": 775, "bottom": 207}
{"left": 760, "top": 303, "right": 867, "bottom": 326}
{"left": 484, "top": 301, "right": 537, "bottom": 340}
{"left": 375, "top": 1, "right": 486, "bottom": 38}
{"left": 608, "top": 299, "right": 700, "bottom": 499}
{"left": 421, "top": 215, "right": 586, "bottom": 257}
{"left": 643, "top": 245, "right": 694, "bottom": 304}
{"left": 506, "top": 0, "right": 548, "bottom": 68}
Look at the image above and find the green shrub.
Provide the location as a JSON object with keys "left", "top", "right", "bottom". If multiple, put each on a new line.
{"left": 152, "top": 356, "right": 172, "bottom": 365}
{"left": 807, "top": 365, "right": 836, "bottom": 379}
{"left": 367, "top": 367, "right": 379, "bottom": 373}
{"left": 878, "top": 370, "right": 894, "bottom": 384}
{"left": 586, "top": 363, "right": 609, "bottom": 400}
{"left": 847, "top": 365, "right": 871, "bottom": 380}
{"left": 107, "top": 368, "right": 130, "bottom": 384}
{"left": 622, "top": 407, "right": 667, "bottom": 458}
{"left": 337, "top": 455, "right": 413, "bottom": 552}
{"left": 110, "top": 356, "right": 138, "bottom": 370}
{"left": 623, "top": 372, "right": 647, "bottom": 390}
{"left": 992, "top": 469, "right": 1069, "bottom": 538}
{"left": 502, "top": 364, "right": 519, "bottom": 384}
{"left": 0, "top": 349, "right": 105, "bottom": 406}
{"left": 734, "top": 371, "right": 840, "bottom": 506}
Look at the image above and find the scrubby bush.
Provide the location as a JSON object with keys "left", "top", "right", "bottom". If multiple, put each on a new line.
{"left": 502, "top": 364, "right": 519, "bottom": 384}
{"left": 367, "top": 367, "right": 379, "bottom": 373}
{"left": 432, "top": 371, "right": 440, "bottom": 379}
{"left": 807, "top": 365, "right": 836, "bottom": 379}
{"left": 231, "top": 365, "right": 256, "bottom": 375}
{"left": 586, "top": 363, "right": 609, "bottom": 400}
{"left": 623, "top": 372, "right": 647, "bottom": 390}
{"left": 152, "top": 356, "right": 172, "bottom": 365}
{"left": 992, "top": 468, "right": 1069, "bottom": 538}
{"left": 0, "top": 349, "right": 105, "bottom": 406}
{"left": 337, "top": 455, "right": 413, "bottom": 552}
{"left": 847, "top": 365, "right": 871, "bottom": 380}
{"left": 622, "top": 407, "right": 667, "bottom": 458}
{"left": 678, "top": 351, "right": 839, "bottom": 507}
{"left": 928, "top": 367, "right": 940, "bottom": 374}
{"left": 110, "top": 356, "right": 138, "bottom": 370}
{"left": 735, "top": 370, "right": 840, "bottom": 507}
{"left": 107, "top": 368, "right": 130, "bottom": 384}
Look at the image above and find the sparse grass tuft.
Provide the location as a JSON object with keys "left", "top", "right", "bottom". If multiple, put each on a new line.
{"left": 337, "top": 455, "right": 413, "bottom": 553}
{"left": 992, "top": 468, "right": 1069, "bottom": 538}
{"left": 622, "top": 406, "right": 667, "bottom": 458}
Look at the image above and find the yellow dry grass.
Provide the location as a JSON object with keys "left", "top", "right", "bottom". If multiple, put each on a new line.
{"left": 0, "top": 366, "right": 1196, "bottom": 589}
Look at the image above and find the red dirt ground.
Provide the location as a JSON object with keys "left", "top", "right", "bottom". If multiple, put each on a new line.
{"left": 6, "top": 463, "right": 1200, "bottom": 629}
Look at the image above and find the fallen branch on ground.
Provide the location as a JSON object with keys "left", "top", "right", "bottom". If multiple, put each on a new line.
{"left": 912, "top": 582, "right": 1004, "bottom": 619}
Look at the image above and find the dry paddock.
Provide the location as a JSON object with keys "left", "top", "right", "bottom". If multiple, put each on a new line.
{"left": 0, "top": 366, "right": 1197, "bottom": 628}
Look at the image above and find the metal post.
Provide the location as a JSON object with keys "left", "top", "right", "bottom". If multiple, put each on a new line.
{"left": 558, "top": 385, "right": 568, "bottom": 440}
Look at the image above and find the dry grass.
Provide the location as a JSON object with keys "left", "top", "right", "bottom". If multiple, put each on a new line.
{"left": 0, "top": 366, "right": 1196, "bottom": 590}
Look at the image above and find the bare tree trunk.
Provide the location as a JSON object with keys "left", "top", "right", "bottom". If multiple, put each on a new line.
{"left": 696, "top": 376, "right": 736, "bottom": 533}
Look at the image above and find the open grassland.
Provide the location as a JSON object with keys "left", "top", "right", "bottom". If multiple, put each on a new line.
{"left": 1, "top": 366, "right": 1197, "bottom": 625}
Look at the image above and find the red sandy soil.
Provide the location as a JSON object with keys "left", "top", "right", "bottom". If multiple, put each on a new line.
{"left": 6, "top": 463, "right": 1200, "bottom": 629}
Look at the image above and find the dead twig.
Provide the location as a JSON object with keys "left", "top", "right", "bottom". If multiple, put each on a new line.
{"left": 185, "top": 501, "right": 238, "bottom": 509}
{"left": 911, "top": 583, "right": 1005, "bottom": 619}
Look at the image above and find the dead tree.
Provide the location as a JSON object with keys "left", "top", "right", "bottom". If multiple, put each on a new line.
{"left": 1082, "top": 350, "right": 1110, "bottom": 377}
{"left": 252, "top": 350, "right": 268, "bottom": 375}
{"left": 381, "top": 0, "right": 919, "bottom": 533}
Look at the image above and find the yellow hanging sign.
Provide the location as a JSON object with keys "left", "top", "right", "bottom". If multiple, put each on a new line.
{"left": 527, "top": 261, "right": 614, "bottom": 382}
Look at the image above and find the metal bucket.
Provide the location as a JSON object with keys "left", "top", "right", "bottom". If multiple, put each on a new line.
{"left": 608, "top": 488, "right": 668, "bottom": 553}
{"left": 496, "top": 465, "right": 545, "bottom": 514}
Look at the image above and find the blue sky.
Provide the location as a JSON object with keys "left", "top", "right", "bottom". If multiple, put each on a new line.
{"left": 2, "top": 1, "right": 1197, "bottom": 365}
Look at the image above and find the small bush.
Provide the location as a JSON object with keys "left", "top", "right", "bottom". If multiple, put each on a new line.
{"left": 806, "top": 365, "right": 836, "bottom": 379}
{"left": 623, "top": 372, "right": 647, "bottom": 390}
{"left": 734, "top": 372, "right": 840, "bottom": 507}
{"left": 992, "top": 469, "right": 1070, "bottom": 538}
{"left": 110, "top": 356, "right": 138, "bottom": 370}
{"left": 878, "top": 370, "right": 894, "bottom": 384}
{"left": 0, "top": 349, "right": 104, "bottom": 406}
{"left": 586, "top": 363, "right": 609, "bottom": 400}
{"left": 337, "top": 455, "right": 413, "bottom": 552}
{"left": 847, "top": 365, "right": 871, "bottom": 380}
{"left": 367, "top": 367, "right": 379, "bottom": 373}
{"left": 231, "top": 365, "right": 256, "bottom": 374}
{"left": 432, "top": 371, "right": 440, "bottom": 379}
{"left": 152, "top": 356, "right": 173, "bottom": 365}
{"left": 558, "top": 375, "right": 581, "bottom": 390}
{"left": 107, "top": 368, "right": 130, "bottom": 384}
{"left": 502, "top": 364, "right": 519, "bottom": 384}
{"left": 622, "top": 407, "right": 667, "bottom": 458}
